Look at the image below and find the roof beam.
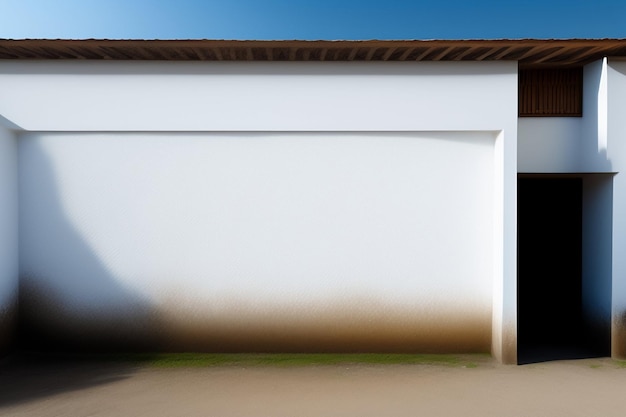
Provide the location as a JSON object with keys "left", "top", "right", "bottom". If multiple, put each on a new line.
{"left": 347, "top": 47, "right": 359, "bottom": 60}
{"left": 531, "top": 47, "right": 572, "bottom": 64}
{"left": 382, "top": 47, "right": 398, "bottom": 61}
{"left": 413, "top": 48, "right": 435, "bottom": 61}
{"left": 491, "top": 46, "right": 518, "bottom": 60}
{"left": 364, "top": 47, "right": 378, "bottom": 61}
{"left": 432, "top": 46, "right": 456, "bottom": 61}
{"left": 451, "top": 47, "right": 474, "bottom": 61}
{"left": 398, "top": 47, "right": 416, "bottom": 61}
{"left": 474, "top": 46, "right": 509, "bottom": 61}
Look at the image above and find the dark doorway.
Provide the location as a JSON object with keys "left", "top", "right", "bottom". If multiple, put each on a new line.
{"left": 518, "top": 177, "right": 590, "bottom": 364}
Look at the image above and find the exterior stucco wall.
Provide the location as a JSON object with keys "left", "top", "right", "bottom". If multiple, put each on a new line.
{"left": 606, "top": 59, "right": 626, "bottom": 357}
{"left": 0, "top": 123, "right": 18, "bottom": 354}
{"left": 2, "top": 61, "right": 518, "bottom": 361}
{"left": 0, "top": 61, "right": 516, "bottom": 132}
{"left": 517, "top": 118, "right": 582, "bottom": 173}
{"left": 19, "top": 131, "right": 496, "bottom": 353}
{"left": 517, "top": 59, "right": 614, "bottom": 175}
{"left": 581, "top": 60, "right": 612, "bottom": 173}
{"left": 516, "top": 60, "right": 613, "bottom": 176}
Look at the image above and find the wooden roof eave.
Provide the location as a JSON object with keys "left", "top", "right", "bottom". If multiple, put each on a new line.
{"left": 0, "top": 39, "right": 625, "bottom": 67}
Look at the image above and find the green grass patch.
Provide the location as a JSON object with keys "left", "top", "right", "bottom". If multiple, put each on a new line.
{"left": 104, "top": 353, "right": 486, "bottom": 368}
{"left": 17, "top": 351, "right": 489, "bottom": 368}
{"left": 615, "top": 360, "right": 626, "bottom": 368}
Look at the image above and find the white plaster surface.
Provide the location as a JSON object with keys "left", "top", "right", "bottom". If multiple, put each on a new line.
{"left": 0, "top": 61, "right": 516, "bottom": 132}
{"left": 492, "top": 129, "right": 518, "bottom": 363}
{"left": 0, "top": 124, "right": 18, "bottom": 348}
{"left": 581, "top": 60, "right": 613, "bottom": 173}
{"left": 606, "top": 59, "right": 626, "bottom": 356}
{"left": 517, "top": 60, "right": 615, "bottom": 175}
{"left": 517, "top": 118, "right": 582, "bottom": 173}
{"left": 19, "top": 132, "right": 495, "bottom": 324}
{"left": 2, "top": 60, "right": 518, "bottom": 359}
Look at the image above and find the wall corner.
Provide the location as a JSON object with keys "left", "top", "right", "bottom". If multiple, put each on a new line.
{"left": 492, "top": 128, "right": 518, "bottom": 364}
{"left": 0, "top": 123, "right": 18, "bottom": 356}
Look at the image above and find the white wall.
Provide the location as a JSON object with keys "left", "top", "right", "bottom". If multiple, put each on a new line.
{"left": 517, "top": 59, "right": 615, "bottom": 174}
{"left": 580, "top": 60, "right": 612, "bottom": 173}
{"left": 607, "top": 59, "right": 626, "bottom": 357}
{"left": 517, "top": 60, "right": 615, "bottom": 175}
{"left": 0, "top": 123, "right": 18, "bottom": 353}
{"left": 517, "top": 118, "right": 582, "bottom": 173}
{"left": 1, "top": 60, "right": 518, "bottom": 360}
{"left": 19, "top": 131, "right": 496, "bottom": 352}
{"left": 0, "top": 61, "right": 515, "bottom": 132}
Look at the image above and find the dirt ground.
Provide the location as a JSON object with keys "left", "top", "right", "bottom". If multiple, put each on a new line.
{"left": 1, "top": 355, "right": 626, "bottom": 417}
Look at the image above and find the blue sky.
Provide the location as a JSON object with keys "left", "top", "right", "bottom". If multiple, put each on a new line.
{"left": 1, "top": 0, "right": 625, "bottom": 40}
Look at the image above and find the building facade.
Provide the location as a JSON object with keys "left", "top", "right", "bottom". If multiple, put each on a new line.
{"left": 1, "top": 39, "right": 625, "bottom": 364}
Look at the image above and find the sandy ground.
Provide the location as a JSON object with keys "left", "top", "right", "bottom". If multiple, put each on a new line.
{"left": 1, "top": 356, "right": 625, "bottom": 417}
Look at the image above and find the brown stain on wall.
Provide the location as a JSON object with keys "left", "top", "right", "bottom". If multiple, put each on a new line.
{"left": 501, "top": 325, "right": 517, "bottom": 365}
{"left": 613, "top": 311, "right": 626, "bottom": 359}
{"left": 18, "top": 282, "right": 491, "bottom": 353}
{"left": 160, "top": 311, "right": 490, "bottom": 353}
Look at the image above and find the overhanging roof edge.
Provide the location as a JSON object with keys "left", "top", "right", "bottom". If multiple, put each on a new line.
{"left": 1, "top": 39, "right": 626, "bottom": 66}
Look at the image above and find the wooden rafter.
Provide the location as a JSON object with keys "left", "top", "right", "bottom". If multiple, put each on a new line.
{"left": 364, "top": 47, "right": 378, "bottom": 61}
{"left": 450, "top": 46, "right": 475, "bottom": 61}
{"left": 413, "top": 47, "right": 435, "bottom": 61}
{"left": 319, "top": 48, "right": 328, "bottom": 61}
{"left": 398, "top": 47, "right": 416, "bottom": 61}
{"left": 432, "top": 46, "right": 455, "bottom": 61}
{"left": 382, "top": 47, "right": 398, "bottom": 61}
{"left": 347, "top": 47, "right": 359, "bottom": 60}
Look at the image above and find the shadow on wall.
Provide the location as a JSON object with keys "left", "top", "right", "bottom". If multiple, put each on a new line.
{"left": 0, "top": 306, "right": 16, "bottom": 354}
{"left": 18, "top": 138, "right": 165, "bottom": 353}
{"left": 0, "top": 119, "right": 17, "bottom": 356}
{"left": 16, "top": 133, "right": 494, "bottom": 355}
{"left": 0, "top": 137, "right": 139, "bottom": 405}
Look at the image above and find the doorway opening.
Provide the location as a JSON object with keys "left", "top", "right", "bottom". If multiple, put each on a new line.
{"left": 517, "top": 175, "right": 612, "bottom": 364}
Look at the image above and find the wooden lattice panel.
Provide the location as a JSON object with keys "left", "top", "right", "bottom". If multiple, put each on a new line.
{"left": 519, "top": 68, "right": 583, "bottom": 117}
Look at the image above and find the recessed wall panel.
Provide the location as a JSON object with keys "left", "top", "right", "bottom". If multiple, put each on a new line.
{"left": 19, "top": 131, "right": 495, "bottom": 352}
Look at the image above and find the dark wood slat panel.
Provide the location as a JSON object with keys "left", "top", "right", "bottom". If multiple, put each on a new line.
{"left": 519, "top": 68, "right": 583, "bottom": 117}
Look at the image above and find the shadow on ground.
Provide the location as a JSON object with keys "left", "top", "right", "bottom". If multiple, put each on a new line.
{"left": 517, "top": 343, "right": 606, "bottom": 365}
{"left": 0, "top": 352, "right": 155, "bottom": 408}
